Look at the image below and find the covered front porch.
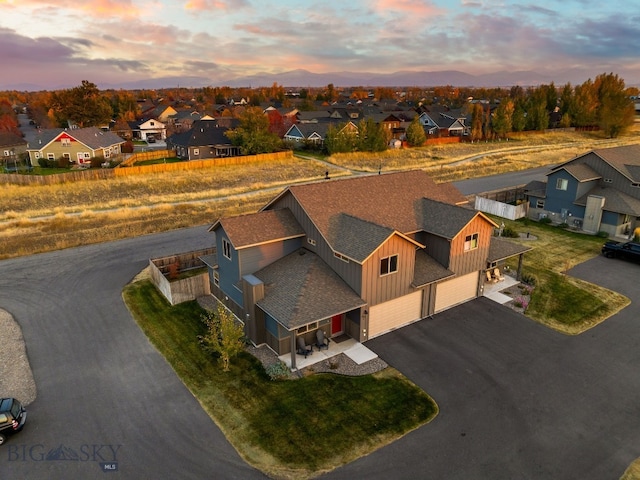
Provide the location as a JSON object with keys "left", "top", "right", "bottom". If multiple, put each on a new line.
{"left": 279, "top": 335, "right": 378, "bottom": 371}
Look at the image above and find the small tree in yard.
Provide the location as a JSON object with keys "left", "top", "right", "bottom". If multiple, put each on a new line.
{"left": 200, "top": 303, "right": 245, "bottom": 372}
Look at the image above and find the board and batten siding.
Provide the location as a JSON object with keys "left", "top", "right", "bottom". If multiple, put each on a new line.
{"left": 581, "top": 153, "right": 640, "bottom": 200}
{"left": 361, "top": 235, "right": 416, "bottom": 306}
{"left": 448, "top": 217, "right": 494, "bottom": 275}
{"left": 238, "top": 238, "right": 303, "bottom": 277}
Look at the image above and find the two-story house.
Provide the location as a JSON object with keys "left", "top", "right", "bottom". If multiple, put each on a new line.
{"left": 26, "top": 127, "right": 125, "bottom": 166}
{"left": 166, "top": 119, "right": 241, "bottom": 160}
{"left": 206, "top": 171, "right": 530, "bottom": 367}
{"left": 524, "top": 145, "right": 640, "bottom": 237}
{"left": 0, "top": 131, "right": 28, "bottom": 171}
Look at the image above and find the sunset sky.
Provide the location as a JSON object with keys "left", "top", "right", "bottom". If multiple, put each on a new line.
{"left": 1, "top": 0, "right": 639, "bottom": 90}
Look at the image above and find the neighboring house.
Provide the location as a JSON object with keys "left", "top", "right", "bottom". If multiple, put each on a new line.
{"left": 128, "top": 118, "right": 166, "bottom": 141}
{"left": 283, "top": 120, "right": 357, "bottom": 146}
{"left": 524, "top": 145, "right": 640, "bottom": 237}
{"left": 419, "top": 111, "right": 468, "bottom": 137}
{"left": 166, "top": 119, "right": 241, "bottom": 160}
{"left": 205, "top": 171, "right": 530, "bottom": 367}
{"left": 26, "top": 127, "right": 125, "bottom": 166}
{"left": 0, "top": 132, "right": 28, "bottom": 169}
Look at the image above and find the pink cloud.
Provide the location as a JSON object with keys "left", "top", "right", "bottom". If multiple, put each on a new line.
{"left": 374, "top": 0, "right": 443, "bottom": 16}
{"left": 2, "top": 0, "right": 141, "bottom": 18}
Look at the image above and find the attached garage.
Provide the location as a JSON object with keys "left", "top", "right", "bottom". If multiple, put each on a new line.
{"left": 434, "top": 271, "right": 479, "bottom": 313}
{"left": 368, "top": 290, "right": 423, "bottom": 339}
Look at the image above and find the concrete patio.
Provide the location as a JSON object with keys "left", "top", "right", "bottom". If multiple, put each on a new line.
{"left": 482, "top": 271, "right": 520, "bottom": 304}
{"left": 279, "top": 336, "right": 378, "bottom": 371}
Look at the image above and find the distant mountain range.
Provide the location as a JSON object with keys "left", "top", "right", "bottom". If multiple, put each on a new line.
{"left": 103, "top": 68, "right": 633, "bottom": 91}
{"left": 4, "top": 68, "right": 637, "bottom": 92}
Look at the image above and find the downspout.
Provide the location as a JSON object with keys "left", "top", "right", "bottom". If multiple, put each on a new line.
{"left": 290, "top": 333, "right": 296, "bottom": 370}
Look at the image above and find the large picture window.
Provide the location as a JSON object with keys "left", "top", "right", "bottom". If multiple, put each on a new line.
{"left": 464, "top": 233, "right": 479, "bottom": 251}
{"left": 380, "top": 254, "right": 398, "bottom": 276}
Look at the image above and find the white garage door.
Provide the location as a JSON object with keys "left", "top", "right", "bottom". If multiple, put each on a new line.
{"left": 368, "top": 290, "right": 423, "bottom": 339}
{"left": 434, "top": 271, "right": 479, "bottom": 313}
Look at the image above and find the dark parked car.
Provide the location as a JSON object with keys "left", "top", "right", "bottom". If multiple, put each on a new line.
{"left": 0, "top": 397, "right": 27, "bottom": 445}
{"left": 602, "top": 240, "right": 640, "bottom": 262}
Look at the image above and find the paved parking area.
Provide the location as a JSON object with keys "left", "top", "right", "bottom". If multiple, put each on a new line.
{"left": 325, "top": 256, "right": 640, "bottom": 479}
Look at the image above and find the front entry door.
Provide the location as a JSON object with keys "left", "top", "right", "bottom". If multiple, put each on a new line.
{"left": 331, "top": 314, "right": 343, "bottom": 336}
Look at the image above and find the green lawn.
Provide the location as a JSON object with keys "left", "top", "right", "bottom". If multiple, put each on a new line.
{"left": 501, "top": 218, "right": 630, "bottom": 334}
{"left": 123, "top": 280, "right": 438, "bottom": 479}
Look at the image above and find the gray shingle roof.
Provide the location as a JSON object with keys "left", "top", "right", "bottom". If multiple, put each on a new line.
{"left": 328, "top": 214, "right": 396, "bottom": 262}
{"left": 487, "top": 237, "right": 533, "bottom": 263}
{"left": 419, "top": 197, "right": 484, "bottom": 239}
{"left": 212, "top": 209, "right": 305, "bottom": 249}
{"left": 255, "top": 249, "right": 366, "bottom": 329}
{"left": 27, "top": 127, "right": 124, "bottom": 150}
{"left": 270, "top": 171, "right": 469, "bottom": 247}
{"left": 574, "top": 186, "right": 640, "bottom": 216}
{"left": 412, "top": 250, "right": 455, "bottom": 287}
{"left": 551, "top": 162, "right": 601, "bottom": 181}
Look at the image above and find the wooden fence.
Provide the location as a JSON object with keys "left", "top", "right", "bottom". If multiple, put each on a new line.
{"left": 119, "top": 149, "right": 176, "bottom": 167}
{"left": 113, "top": 150, "right": 293, "bottom": 176}
{"left": 0, "top": 151, "right": 294, "bottom": 185}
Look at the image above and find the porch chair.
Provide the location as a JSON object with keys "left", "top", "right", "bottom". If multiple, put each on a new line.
{"left": 486, "top": 270, "right": 497, "bottom": 284}
{"left": 297, "top": 336, "right": 313, "bottom": 358}
{"left": 493, "top": 267, "right": 505, "bottom": 282}
{"left": 315, "top": 329, "right": 330, "bottom": 351}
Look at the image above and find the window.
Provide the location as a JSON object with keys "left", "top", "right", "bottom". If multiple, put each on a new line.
{"left": 556, "top": 178, "right": 568, "bottom": 191}
{"left": 536, "top": 199, "right": 545, "bottom": 209}
{"left": 84, "top": 153, "right": 90, "bottom": 159}
{"left": 334, "top": 252, "right": 349, "bottom": 263}
{"left": 604, "top": 178, "right": 613, "bottom": 183}
{"left": 34, "top": 152, "right": 40, "bottom": 159}
{"left": 193, "top": 149, "right": 199, "bottom": 156}
{"left": 464, "top": 233, "right": 479, "bottom": 252}
{"left": 380, "top": 254, "right": 398, "bottom": 276}
{"left": 213, "top": 270, "right": 219, "bottom": 287}
{"left": 222, "top": 238, "right": 232, "bottom": 260}
{"left": 3, "top": 150, "right": 9, "bottom": 156}
{"left": 632, "top": 182, "right": 640, "bottom": 188}
{"left": 307, "top": 238, "right": 316, "bottom": 246}
{"left": 61, "top": 138, "right": 71, "bottom": 147}
{"left": 104, "top": 149, "right": 110, "bottom": 158}
{"left": 47, "top": 153, "right": 55, "bottom": 160}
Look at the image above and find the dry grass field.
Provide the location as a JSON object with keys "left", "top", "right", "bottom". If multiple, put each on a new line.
{"left": 1, "top": 126, "right": 640, "bottom": 260}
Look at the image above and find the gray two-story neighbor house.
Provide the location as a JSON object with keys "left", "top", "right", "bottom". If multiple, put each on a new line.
{"left": 525, "top": 145, "right": 640, "bottom": 238}
{"left": 205, "top": 171, "right": 531, "bottom": 367}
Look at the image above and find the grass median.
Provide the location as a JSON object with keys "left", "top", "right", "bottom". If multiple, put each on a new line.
{"left": 123, "top": 279, "right": 438, "bottom": 479}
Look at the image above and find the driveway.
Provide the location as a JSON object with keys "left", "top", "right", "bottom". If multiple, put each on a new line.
{"left": 0, "top": 226, "right": 266, "bottom": 479}
{"left": 325, "top": 256, "right": 640, "bottom": 479}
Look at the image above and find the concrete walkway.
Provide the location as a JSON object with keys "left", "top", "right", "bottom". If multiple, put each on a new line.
{"left": 482, "top": 272, "right": 520, "bottom": 304}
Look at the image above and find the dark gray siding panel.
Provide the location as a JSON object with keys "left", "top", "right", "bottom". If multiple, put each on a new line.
{"left": 239, "top": 238, "right": 302, "bottom": 276}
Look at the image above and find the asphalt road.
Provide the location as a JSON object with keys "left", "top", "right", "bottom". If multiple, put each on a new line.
{"left": 1, "top": 169, "right": 637, "bottom": 479}
{"left": 453, "top": 166, "right": 550, "bottom": 196}
{"left": 0, "top": 226, "right": 266, "bottom": 479}
{"left": 326, "top": 255, "right": 640, "bottom": 480}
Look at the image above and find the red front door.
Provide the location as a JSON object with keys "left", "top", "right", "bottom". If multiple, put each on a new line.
{"left": 331, "top": 314, "right": 343, "bottom": 335}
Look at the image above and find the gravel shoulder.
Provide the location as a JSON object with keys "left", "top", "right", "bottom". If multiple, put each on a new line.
{"left": 0, "top": 309, "right": 37, "bottom": 405}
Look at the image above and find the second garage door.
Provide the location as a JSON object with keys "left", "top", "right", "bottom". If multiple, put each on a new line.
{"left": 368, "top": 290, "right": 423, "bottom": 339}
{"left": 434, "top": 271, "right": 479, "bottom": 313}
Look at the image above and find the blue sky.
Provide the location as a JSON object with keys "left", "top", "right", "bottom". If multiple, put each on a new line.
{"left": 1, "top": 0, "right": 639, "bottom": 90}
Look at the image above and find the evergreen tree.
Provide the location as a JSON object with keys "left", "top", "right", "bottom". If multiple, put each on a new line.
{"left": 406, "top": 116, "right": 426, "bottom": 147}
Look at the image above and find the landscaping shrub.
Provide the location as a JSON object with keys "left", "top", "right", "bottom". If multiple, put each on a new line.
{"left": 502, "top": 225, "right": 519, "bottom": 238}
{"left": 37, "top": 157, "right": 47, "bottom": 168}
{"left": 521, "top": 273, "right": 537, "bottom": 286}
{"left": 558, "top": 222, "right": 569, "bottom": 229}
{"left": 596, "top": 231, "right": 609, "bottom": 238}
{"left": 265, "top": 361, "right": 290, "bottom": 380}
{"left": 539, "top": 217, "right": 552, "bottom": 224}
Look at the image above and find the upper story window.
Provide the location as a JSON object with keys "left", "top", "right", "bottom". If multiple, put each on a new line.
{"left": 464, "top": 233, "right": 479, "bottom": 252}
{"left": 604, "top": 178, "right": 613, "bottom": 183}
{"left": 222, "top": 238, "right": 232, "bottom": 260}
{"left": 61, "top": 138, "right": 71, "bottom": 147}
{"left": 334, "top": 252, "right": 349, "bottom": 263}
{"left": 380, "top": 254, "right": 398, "bottom": 276}
{"left": 556, "top": 178, "right": 568, "bottom": 191}
{"left": 632, "top": 182, "right": 640, "bottom": 188}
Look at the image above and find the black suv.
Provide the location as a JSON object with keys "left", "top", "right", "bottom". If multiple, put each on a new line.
{"left": 0, "top": 398, "right": 27, "bottom": 445}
